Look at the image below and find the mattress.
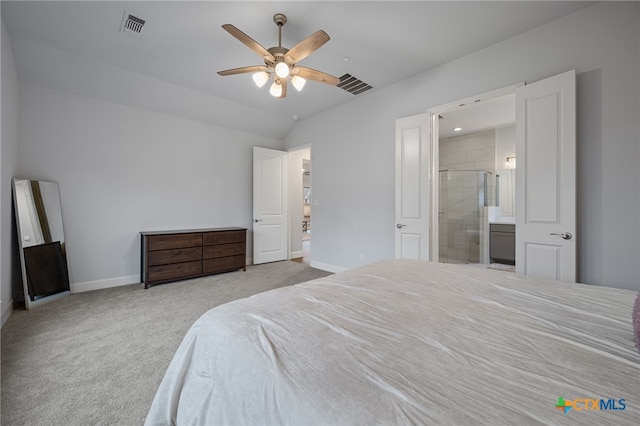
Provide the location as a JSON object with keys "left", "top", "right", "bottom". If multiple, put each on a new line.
{"left": 145, "top": 259, "right": 639, "bottom": 425}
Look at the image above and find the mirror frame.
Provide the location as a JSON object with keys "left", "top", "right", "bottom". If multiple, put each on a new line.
{"left": 12, "top": 178, "right": 70, "bottom": 310}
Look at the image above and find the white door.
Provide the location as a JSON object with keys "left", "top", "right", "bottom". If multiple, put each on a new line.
{"left": 395, "top": 114, "right": 430, "bottom": 260}
{"left": 253, "top": 147, "right": 288, "bottom": 264}
{"left": 516, "top": 70, "right": 576, "bottom": 282}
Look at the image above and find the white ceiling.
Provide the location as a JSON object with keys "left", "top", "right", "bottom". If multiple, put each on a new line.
{"left": 1, "top": 1, "right": 593, "bottom": 139}
{"left": 439, "top": 94, "right": 515, "bottom": 138}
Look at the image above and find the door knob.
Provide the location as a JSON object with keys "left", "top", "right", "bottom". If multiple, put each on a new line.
{"left": 550, "top": 232, "right": 572, "bottom": 240}
{"left": 396, "top": 223, "right": 407, "bottom": 229}
{"left": 254, "top": 219, "right": 263, "bottom": 223}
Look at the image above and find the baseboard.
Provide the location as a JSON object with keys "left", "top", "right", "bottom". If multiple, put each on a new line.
{"left": 1, "top": 299, "right": 14, "bottom": 327}
{"left": 290, "top": 250, "right": 304, "bottom": 259}
{"left": 310, "top": 261, "right": 348, "bottom": 274}
{"left": 70, "top": 274, "right": 140, "bottom": 293}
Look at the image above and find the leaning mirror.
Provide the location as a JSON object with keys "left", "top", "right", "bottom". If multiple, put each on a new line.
{"left": 12, "top": 178, "right": 70, "bottom": 310}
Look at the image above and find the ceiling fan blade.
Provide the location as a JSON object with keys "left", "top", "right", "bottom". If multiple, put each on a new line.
{"left": 222, "top": 24, "right": 275, "bottom": 62}
{"left": 285, "top": 30, "right": 330, "bottom": 64}
{"left": 279, "top": 78, "right": 288, "bottom": 98}
{"left": 293, "top": 66, "right": 340, "bottom": 86}
{"left": 217, "top": 65, "right": 268, "bottom": 76}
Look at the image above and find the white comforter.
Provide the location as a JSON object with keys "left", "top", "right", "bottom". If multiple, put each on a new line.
{"left": 146, "top": 259, "right": 639, "bottom": 425}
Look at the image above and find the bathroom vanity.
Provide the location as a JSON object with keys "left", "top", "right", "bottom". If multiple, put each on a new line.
{"left": 489, "top": 222, "right": 515, "bottom": 265}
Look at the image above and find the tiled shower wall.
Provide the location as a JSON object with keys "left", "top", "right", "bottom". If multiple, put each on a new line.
{"left": 440, "top": 129, "right": 496, "bottom": 177}
{"left": 439, "top": 130, "right": 496, "bottom": 263}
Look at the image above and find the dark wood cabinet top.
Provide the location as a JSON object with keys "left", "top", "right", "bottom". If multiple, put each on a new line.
{"left": 141, "top": 227, "right": 246, "bottom": 236}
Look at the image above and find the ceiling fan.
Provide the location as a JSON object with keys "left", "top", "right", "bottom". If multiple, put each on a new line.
{"left": 217, "top": 13, "right": 340, "bottom": 99}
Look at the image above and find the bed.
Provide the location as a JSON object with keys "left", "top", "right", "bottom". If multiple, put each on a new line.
{"left": 145, "top": 259, "right": 639, "bottom": 425}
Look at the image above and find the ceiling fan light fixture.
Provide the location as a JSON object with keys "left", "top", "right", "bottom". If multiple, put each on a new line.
{"left": 291, "top": 75, "right": 306, "bottom": 91}
{"left": 252, "top": 71, "right": 269, "bottom": 88}
{"left": 275, "top": 62, "right": 290, "bottom": 78}
{"left": 270, "top": 80, "right": 283, "bottom": 97}
{"left": 218, "top": 14, "right": 339, "bottom": 99}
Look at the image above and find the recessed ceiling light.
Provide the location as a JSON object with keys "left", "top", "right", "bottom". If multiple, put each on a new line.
{"left": 453, "top": 127, "right": 462, "bottom": 132}
{"left": 343, "top": 56, "right": 350, "bottom": 62}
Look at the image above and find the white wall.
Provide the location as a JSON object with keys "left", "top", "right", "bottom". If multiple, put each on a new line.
{"left": 18, "top": 83, "right": 282, "bottom": 292}
{"left": 285, "top": 2, "right": 640, "bottom": 290}
{"left": 1, "top": 18, "right": 20, "bottom": 325}
{"left": 495, "top": 125, "right": 516, "bottom": 172}
{"left": 10, "top": 37, "right": 292, "bottom": 141}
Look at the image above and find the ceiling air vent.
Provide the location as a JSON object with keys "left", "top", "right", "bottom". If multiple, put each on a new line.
{"left": 337, "top": 74, "right": 373, "bottom": 95}
{"left": 120, "top": 12, "right": 145, "bottom": 38}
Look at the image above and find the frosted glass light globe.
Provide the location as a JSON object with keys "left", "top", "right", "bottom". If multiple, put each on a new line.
{"left": 291, "top": 76, "right": 306, "bottom": 91}
{"left": 252, "top": 71, "right": 269, "bottom": 88}
{"left": 270, "top": 80, "right": 282, "bottom": 97}
{"left": 275, "top": 62, "right": 290, "bottom": 78}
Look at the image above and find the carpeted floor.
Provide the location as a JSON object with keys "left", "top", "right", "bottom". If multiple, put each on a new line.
{"left": 1, "top": 261, "right": 331, "bottom": 426}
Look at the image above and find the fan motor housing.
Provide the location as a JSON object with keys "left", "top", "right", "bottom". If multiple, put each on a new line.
{"left": 266, "top": 46, "right": 289, "bottom": 66}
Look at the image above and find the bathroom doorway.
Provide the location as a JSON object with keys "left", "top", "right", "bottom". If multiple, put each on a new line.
{"left": 434, "top": 89, "right": 517, "bottom": 266}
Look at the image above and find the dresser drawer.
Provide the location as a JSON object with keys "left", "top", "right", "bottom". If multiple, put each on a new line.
{"left": 203, "top": 255, "right": 245, "bottom": 274}
{"left": 148, "top": 247, "right": 202, "bottom": 267}
{"left": 203, "top": 230, "right": 245, "bottom": 246}
{"left": 202, "top": 243, "right": 245, "bottom": 259}
{"left": 148, "top": 261, "right": 202, "bottom": 282}
{"left": 147, "top": 233, "right": 202, "bottom": 251}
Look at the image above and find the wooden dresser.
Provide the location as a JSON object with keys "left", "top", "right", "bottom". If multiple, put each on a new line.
{"left": 140, "top": 227, "right": 246, "bottom": 289}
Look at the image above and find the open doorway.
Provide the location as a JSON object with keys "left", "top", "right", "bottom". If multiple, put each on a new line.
{"left": 429, "top": 85, "right": 520, "bottom": 269}
{"left": 288, "top": 146, "right": 311, "bottom": 264}
{"left": 301, "top": 159, "right": 311, "bottom": 263}
{"left": 398, "top": 72, "right": 575, "bottom": 281}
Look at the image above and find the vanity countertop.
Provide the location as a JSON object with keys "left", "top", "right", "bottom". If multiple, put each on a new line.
{"left": 489, "top": 219, "right": 515, "bottom": 225}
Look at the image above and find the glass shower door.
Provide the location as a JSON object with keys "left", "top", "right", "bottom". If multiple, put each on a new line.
{"left": 439, "top": 170, "right": 488, "bottom": 264}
